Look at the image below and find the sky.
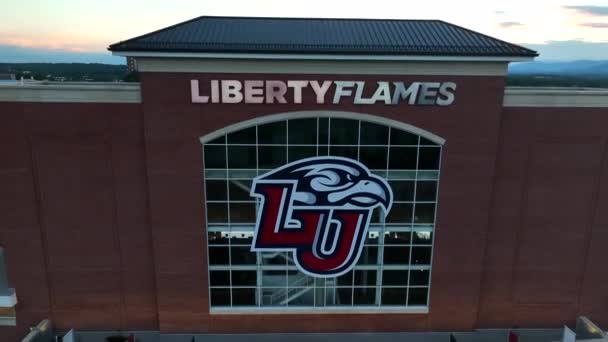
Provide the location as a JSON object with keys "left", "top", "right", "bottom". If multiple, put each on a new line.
{"left": 1, "top": 0, "right": 607, "bottom": 64}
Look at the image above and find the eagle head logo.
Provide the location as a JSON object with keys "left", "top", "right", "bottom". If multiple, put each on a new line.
{"left": 250, "top": 156, "right": 393, "bottom": 277}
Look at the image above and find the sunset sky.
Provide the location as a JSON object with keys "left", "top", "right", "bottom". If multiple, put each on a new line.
{"left": 1, "top": 0, "right": 607, "bottom": 62}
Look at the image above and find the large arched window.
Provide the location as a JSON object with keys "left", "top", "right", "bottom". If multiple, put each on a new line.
{"left": 201, "top": 112, "right": 443, "bottom": 313}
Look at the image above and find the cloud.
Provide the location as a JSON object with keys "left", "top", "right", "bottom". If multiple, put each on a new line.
{"left": 521, "top": 40, "right": 608, "bottom": 60}
{"left": 499, "top": 21, "right": 524, "bottom": 28}
{"left": 564, "top": 5, "right": 608, "bottom": 16}
{"left": 495, "top": 10, "right": 506, "bottom": 15}
{"left": 580, "top": 22, "right": 608, "bottom": 28}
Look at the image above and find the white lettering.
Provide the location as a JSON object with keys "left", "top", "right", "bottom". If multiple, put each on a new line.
{"left": 392, "top": 82, "right": 420, "bottom": 105}
{"left": 370, "top": 82, "right": 391, "bottom": 104}
{"left": 244, "top": 80, "right": 264, "bottom": 104}
{"left": 333, "top": 81, "right": 356, "bottom": 104}
{"left": 222, "top": 80, "right": 243, "bottom": 103}
{"left": 190, "top": 80, "right": 209, "bottom": 103}
{"left": 437, "top": 82, "right": 456, "bottom": 106}
{"left": 310, "top": 81, "right": 332, "bottom": 104}
{"left": 288, "top": 80, "right": 308, "bottom": 104}
{"left": 418, "top": 82, "right": 440, "bottom": 105}
{"left": 266, "top": 80, "right": 288, "bottom": 104}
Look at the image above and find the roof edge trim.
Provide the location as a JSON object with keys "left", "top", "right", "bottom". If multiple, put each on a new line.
{"left": 112, "top": 51, "right": 534, "bottom": 62}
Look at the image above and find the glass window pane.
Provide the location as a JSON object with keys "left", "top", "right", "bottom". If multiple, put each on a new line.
{"left": 258, "top": 122, "right": 286, "bottom": 144}
{"left": 227, "top": 126, "right": 256, "bottom": 144}
{"left": 229, "top": 179, "right": 253, "bottom": 201}
{"left": 334, "top": 287, "right": 353, "bottom": 306}
{"left": 262, "top": 270, "right": 287, "bottom": 287}
{"left": 407, "top": 287, "right": 428, "bottom": 306}
{"left": 229, "top": 202, "right": 256, "bottom": 223}
{"left": 353, "top": 287, "right": 376, "bottom": 305}
{"left": 330, "top": 146, "right": 357, "bottom": 159}
{"left": 419, "top": 137, "right": 438, "bottom": 146}
{"left": 354, "top": 270, "right": 377, "bottom": 286}
{"left": 337, "top": 271, "right": 353, "bottom": 286}
{"left": 228, "top": 146, "right": 256, "bottom": 169}
{"left": 288, "top": 118, "right": 317, "bottom": 145}
{"left": 416, "top": 181, "right": 437, "bottom": 201}
{"left": 228, "top": 179, "right": 252, "bottom": 201}
{"left": 288, "top": 146, "right": 317, "bottom": 162}
{"left": 259, "top": 145, "right": 286, "bottom": 169}
{"left": 315, "top": 287, "right": 326, "bottom": 306}
{"left": 413, "top": 231, "right": 433, "bottom": 245}
{"left": 230, "top": 231, "right": 253, "bottom": 246}
{"left": 385, "top": 203, "right": 413, "bottom": 223}
{"left": 384, "top": 231, "right": 411, "bottom": 245}
{"left": 208, "top": 231, "right": 229, "bottom": 245}
{"left": 409, "top": 269, "right": 430, "bottom": 286}
{"left": 210, "top": 288, "right": 230, "bottom": 306}
{"left": 360, "top": 121, "right": 389, "bottom": 145}
{"left": 382, "top": 270, "right": 408, "bottom": 286}
{"left": 262, "top": 288, "right": 287, "bottom": 306}
{"left": 318, "top": 118, "right": 329, "bottom": 144}
{"left": 317, "top": 145, "right": 329, "bottom": 156}
{"left": 366, "top": 231, "right": 380, "bottom": 244}
{"left": 389, "top": 147, "right": 418, "bottom": 170}
{"left": 390, "top": 181, "right": 415, "bottom": 201}
{"left": 357, "top": 246, "right": 378, "bottom": 265}
{"left": 288, "top": 271, "right": 314, "bottom": 287}
{"left": 232, "top": 270, "right": 256, "bottom": 286}
{"left": 288, "top": 288, "right": 314, "bottom": 306}
{"left": 206, "top": 203, "right": 228, "bottom": 223}
{"left": 359, "top": 147, "right": 388, "bottom": 169}
{"left": 209, "top": 246, "right": 229, "bottom": 265}
{"left": 384, "top": 246, "right": 410, "bottom": 264}
{"left": 390, "top": 129, "right": 418, "bottom": 145}
{"left": 381, "top": 287, "right": 407, "bottom": 305}
{"left": 230, "top": 246, "right": 256, "bottom": 265}
{"left": 232, "top": 288, "right": 256, "bottom": 306}
{"left": 204, "top": 145, "right": 226, "bottom": 169}
{"left": 414, "top": 203, "right": 436, "bottom": 223}
{"left": 261, "top": 252, "right": 287, "bottom": 266}
{"left": 330, "top": 118, "right": 358, "bottom": 145}
{"left": 411, "top": 247, "right": 432, "bottom": 265}
{"left": 210, "top": 270, "right": 230, "bottom": 286}
{"left": 418, "top": 147, "right": 441, "bottom": 170}
{"left": 206, "top": 180, "right": 227, "bottom": 201}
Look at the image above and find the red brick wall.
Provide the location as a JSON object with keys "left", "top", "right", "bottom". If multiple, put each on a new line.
{"left": 0, "top": 102, "right": 157, "bottom": 339}
{"left": 0, "top": 73, "right": 607, "bottom": 339}
{"left": 477, "top": 107, "right": 608, "bottom": 329}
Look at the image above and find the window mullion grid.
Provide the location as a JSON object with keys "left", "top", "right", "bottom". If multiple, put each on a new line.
{"left": 376, "top": 126, "right": 391, "bottom": 306}
{"left": 426, "top": 146, "right": 443, "bottom": 307}
{"left": 225, "top": 142, "right": 233, "bottom": 307}
{"left": 255, "top": 124, "right": 262, "bottom": 307}
{"left": 204, "top": 144, "right": 212, "bottom": 310}
{"left": 405, "top": 135, "right": 421, "bottom": 307}
{"left": 357, "top": 120, "right": 361, "bottom": 161}
{"left": 285, "top": 120, "right": 289, "bottom": 307}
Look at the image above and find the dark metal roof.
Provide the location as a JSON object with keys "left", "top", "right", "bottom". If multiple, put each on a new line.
{"left": 108, "top": 16, "right": 538, "bottom": 58}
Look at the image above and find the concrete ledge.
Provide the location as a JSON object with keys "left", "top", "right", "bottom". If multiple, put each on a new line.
{"left": 504, "top": 87, "right": 608, "bottom": 107}
{"left": 0, "top": 289, "right": 17, "bottom": 307}
{"left": 0, "top": 82, "right": 141, "bottom": 103}
{"left": 137, "top": 58, "right": 509, "bottom": 76}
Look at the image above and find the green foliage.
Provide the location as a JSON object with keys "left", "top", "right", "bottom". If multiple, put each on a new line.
{"left": 0, "top": 63, "right": 128, "bottom": 82}
{"left": 507, "top": 74, "right": 608, "bottom": 88}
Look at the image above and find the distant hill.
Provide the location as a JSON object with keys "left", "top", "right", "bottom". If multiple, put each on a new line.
{"left": 0, "top": 44, "right": 123, "bottom": 65}
{"left": 507, "top": 60, "right": 608, "bottom": 88}
{"left": 509, "top": 60, "right": 608, "bottom": 76}
{"left": 0, "top": 63, "right": 128, "bottom": 82}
